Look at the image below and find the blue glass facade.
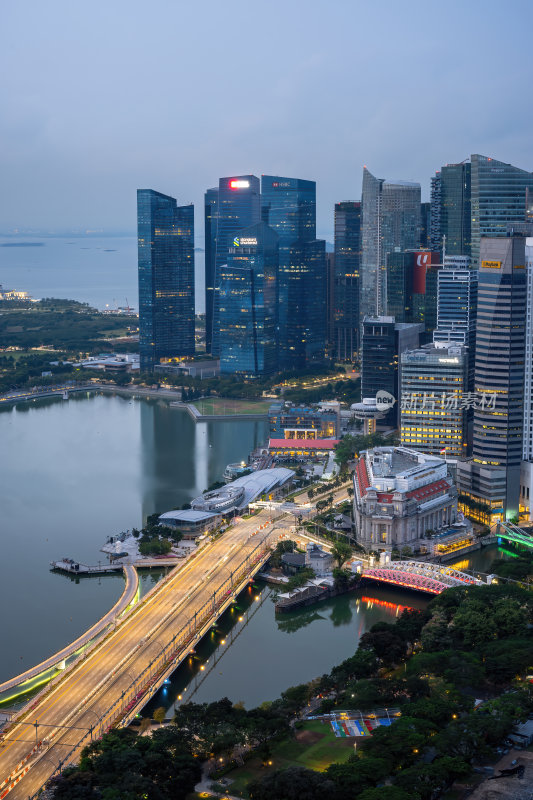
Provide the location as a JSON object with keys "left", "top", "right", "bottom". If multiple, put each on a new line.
{"left": 137, "top": 190, "right": 195, "bottom": 372}
{"left": 471, "top": 154, "right": 533, "bottom": 266}
{"left": 440, "top": 161, "right": 471, "bottom": 256}
{"left": 261, "top": 175, "right": 325, "bottom": 369}
{"left": 204, "top": 187, "right": 218, "bottom": 354}
{"left": 334, "top": 201, "right": 361, "bottom": 361}
{"left": 210, "top": 175, "right": 261, "bottom": 356}
{"left": 218, "top": 222, "right": 278, "bottom": 376}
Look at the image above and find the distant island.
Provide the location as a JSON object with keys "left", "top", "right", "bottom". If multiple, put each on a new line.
{"left": 1, "top": 242, "right": 45, "bottom": 247}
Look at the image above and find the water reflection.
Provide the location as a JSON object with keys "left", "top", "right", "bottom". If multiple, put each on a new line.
{"left": 144, "top": 583, "right": 429, "bottom": 714}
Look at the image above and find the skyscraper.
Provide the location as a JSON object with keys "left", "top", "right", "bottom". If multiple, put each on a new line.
{"left": 261, "top": 175, "right": 326, "bottom": 369}
{"left": 433, "top": 255, "right": 477, "bottom": 351}
{"left": 386, "top": 249, "right": 441, "bottom": 339}
{"left": 334, "top": 201, "right": 361, "bottom": 361}
{"left": 430, "top": 172, "right": 442, "bottom": 250}
{"left": 137, "top": 190, "right": 195, "bottom": 372}
{"left": 361, "top": 316, "right": 423, "bottom": 427}
{"left": 519, "top": 231, "right": 533, "bottom": 520}
{"left": 360, "top": 168, "right": 421, "bottom": 321}
{"left": 209, "top": 175, "right": 261, "bottom": 356}
{"left": 456, "top": 236, "right": 527, "bottom": 523}
{"left": 420, "top": 201, "right": 431, "bottom": 248}
{"left": 440, "top": 161, "right": 471, "bottom": 256}
{"left": 218, "top": 222, "right": 278, "bottom": 376}
{"left": 204, "top": 187, "right": 218, "bottom": 354}
{"left": 470, "top": 154, "right": 533, "bottom": 266}
{"left": 400, "top": 343, "right": 468, "bottom": 457}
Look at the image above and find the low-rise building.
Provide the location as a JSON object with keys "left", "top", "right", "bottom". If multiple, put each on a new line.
{"left": 305, "top": 542, "right": 335, "bottom": 576}
{"left": 79, "top": 353, "right": 140, "bottom": 372}
{"left": 158, "top": 509, "right": 222, "bottom": 539}
{"left": 353, "top": 446, "right": 459, "bottom": 552}
{"left": 268, "top": 401, "right": 340, "bottom": 439}
{"left": 268, "top": 438, "right": 339, "bottom": 462}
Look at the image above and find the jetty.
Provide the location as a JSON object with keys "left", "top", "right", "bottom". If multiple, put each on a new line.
{"left": 50, "top": 558, "right": 122, "bottom": 575}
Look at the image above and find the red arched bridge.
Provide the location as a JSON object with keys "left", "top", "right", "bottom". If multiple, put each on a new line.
{"left": 363, "top": 561, "right": 484, "bottom": 595}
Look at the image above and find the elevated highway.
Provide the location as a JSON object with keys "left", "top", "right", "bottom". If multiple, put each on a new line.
{"left": 0, "top": 565, "right": 138, "bottom": 703}
{"left": 0, "top": 512, "right": 280, "bottom": 799}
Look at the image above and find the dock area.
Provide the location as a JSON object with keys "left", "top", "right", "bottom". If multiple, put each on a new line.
{"left": 50, "top": 558, "right": 122, "bottom": 575}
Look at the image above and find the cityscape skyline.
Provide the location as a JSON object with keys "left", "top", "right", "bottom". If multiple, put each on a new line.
{"left": 2, "top": 0, "right": 533, "bottom": 235}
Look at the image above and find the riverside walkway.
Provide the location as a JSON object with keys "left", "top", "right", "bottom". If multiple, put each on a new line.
{"left": 0, "top": 565, "right": 138, "bottom": 701}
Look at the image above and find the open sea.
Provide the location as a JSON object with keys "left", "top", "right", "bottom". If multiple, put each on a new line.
{"left": 0, "top": 236, "right": 206, "bottom": 313}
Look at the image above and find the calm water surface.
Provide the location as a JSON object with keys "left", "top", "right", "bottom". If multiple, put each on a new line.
{"left": 0, "top": 394, "right": 266, "bottom": 682}
{"left": 0, "top": 236, "right": 206, "bottom": 312}
{"left": 0, "top": 394, "right": 513, "bottom": 706}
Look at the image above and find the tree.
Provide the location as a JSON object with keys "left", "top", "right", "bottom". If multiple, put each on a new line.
{"left": 332, "top": 541, "right": 352, "bottom": 568}
{"left": 358, "top": 787, "right": 417, "bottom": 800}
{"left": 248, "top": 765, "right": 336, "bottom": 800}
{"left": 286, "top": 567, "right": 315, "bottom": 591}
{"left": 153, "top": 706, "right": 166, "bottom": 724}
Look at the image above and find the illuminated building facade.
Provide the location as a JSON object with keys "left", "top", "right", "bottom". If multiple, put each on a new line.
{"left": 353, "top": 446, "right": 459, "bottom": 552}
{"left": 210, "top": 175, "right": 261, "bottom": 356}
{"left": 268, "top": 401, "right": 340, "bottom": 439}
{"left": 334, "top": 201, "right": 361, "bottom": 361}
{"left": 400, "top": 344, "right": 467, "bottom": 458}
{"left": 456, "top": 236, "right": 527, "bottom": 523}
{"left": 137, "top": 189, "right": 195, "bottom": 372}
{"left": 218, "top": 222, "right": 278, "bottom": 376}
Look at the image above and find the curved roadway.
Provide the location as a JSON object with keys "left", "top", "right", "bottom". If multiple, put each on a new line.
{"left": 0, "top": 565, "right": 138, "bottom": 699}
{"left": 0, "top": 511, "right": 282, "bottom": 799}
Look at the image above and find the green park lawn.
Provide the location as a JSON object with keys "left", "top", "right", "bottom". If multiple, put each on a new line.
{"left": 217, "top": 720, "right": 354, "bottom": 797}
{"left": 193, "top": 397, "right": 272, "bottom": 415}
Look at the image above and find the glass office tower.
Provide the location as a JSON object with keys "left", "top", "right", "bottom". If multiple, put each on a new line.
{"left": 470, "top": 154, "right": 533, "bottom": 265}
{"left": 360, "top": 168, "right": 421, "bottom": 321}
{"left": 218, "top": 222, "right": 278, "bottom": 376}
{"left": 430, "top": 172, "right": 442, "bottom": 250}
{"left": 137, "top": 190, "right": 195, "bottom": 372}
{"left": 440, "top": 161, "right": 471, "bottom": 256}
{"left": 456, "top": 237, "right": 527, "bottom": 523}
{"left": 209, "top": 175, "right": 261, "bottom": 356}
{"left": 261, "top": 175, "right": 326, "bottom": 369}
{"left": 334, "top": 201, "right": 361, "bottom": 361}
{"left": 204, "top": 187, "right": 218, "bottom": 354}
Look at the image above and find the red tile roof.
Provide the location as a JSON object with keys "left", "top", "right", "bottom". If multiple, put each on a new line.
{"left": 356, "top": 456, "right": 370, "bottom": 495}
{"left": 407, "top": 478, "right": 449, "bottom": 502}
{"left": 268, "top": 438, "right": 339, "bottom": 450}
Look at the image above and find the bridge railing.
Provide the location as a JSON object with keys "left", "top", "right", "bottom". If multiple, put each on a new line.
{"left": 27, "top": 531, "right": 276, "bottom": 798}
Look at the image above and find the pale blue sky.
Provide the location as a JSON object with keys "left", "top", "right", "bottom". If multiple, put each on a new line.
{"left": 1, "top": 0, "right": 532, "bottom": 240}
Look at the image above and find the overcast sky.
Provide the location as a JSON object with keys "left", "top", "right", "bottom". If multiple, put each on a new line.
{"left": 1, "top": 0, "right": 532, "bottom": 241}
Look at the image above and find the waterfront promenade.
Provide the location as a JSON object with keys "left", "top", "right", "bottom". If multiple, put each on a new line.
{"left": 0, "top": 512, "right": 280, "bottom": 799}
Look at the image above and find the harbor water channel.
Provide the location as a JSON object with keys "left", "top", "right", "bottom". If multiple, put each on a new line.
{"left": 0, "top": 393, "right": 511, "bottom": 711}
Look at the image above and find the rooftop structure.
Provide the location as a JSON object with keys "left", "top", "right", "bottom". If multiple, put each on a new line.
{"left": 353, "top": 446, "right": 458, "bottom": 552}
{"left": 158, "top": 509, "right": 222, "bottom": 539}
{"left": 191, "top": 467, "right": 294, "bottom": 514}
